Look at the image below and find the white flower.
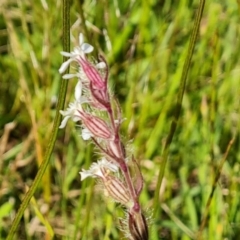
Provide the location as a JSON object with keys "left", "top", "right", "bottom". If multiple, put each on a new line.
{"left": 59, "top": 101, "right": 82, "bottom": 129}
{"left": 79, "top": 158, "right": 119, "bottom": 181}
{"left": 96, "top": 62, "right": 106, "bottom": 69}
{"left": 78, "top": 33, "right": 94, "bottom": 54}
{"left": 81, "top": 127, "right": 92, "bottom": 140}
{"left": 59, "top": 33, "right": 94, "bottom": 74}
{"left": 59, "top": 81, "right": 90, "bottom": 129}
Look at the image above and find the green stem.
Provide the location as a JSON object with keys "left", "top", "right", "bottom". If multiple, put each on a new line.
{"left": 6, "top": 1, "right": 70, "bottom": 239}
{"left": 153, "top": 0, "right": 206, "bottom": 217}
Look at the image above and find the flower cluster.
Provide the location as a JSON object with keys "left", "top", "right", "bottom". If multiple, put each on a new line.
{"left": 59, "top": 33, "right": 148, "bottom": 239}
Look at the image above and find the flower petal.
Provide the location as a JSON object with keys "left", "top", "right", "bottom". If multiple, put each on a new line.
{"left": 62, "top": 73, "right": 78, "bottom": 79}
{"left": 79, "top": 33, "right": 84, "bottom": 46}
{"left": 75, "top": 81, "right": 82, "bottom": 101}
{"left": 59, "top": 115, "right": 71, "bottom": 129}
{"left": 60, "top": 51, "right": 73, "bottom": 57}
{"left": 79, "top": 169, "right": 94, "bottom": 181}
{"left": 100, "top": 158, "right": 119, "bottom": 172}
{"left": 79, "top": 158, "right": 119, "bottom": 181}
{"left": 59, "top": 58, "right": 74, "bottom": 74}
{"left": 81, "top": 43, "right": 94, "bottom": 53}
{"left": 82, "top": 128, "right": 92, "bottom": 140}
{"left": 96, "top": 62, "right": 106, "bottom": 69}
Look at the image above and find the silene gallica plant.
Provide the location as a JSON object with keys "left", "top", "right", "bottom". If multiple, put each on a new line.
{"left": 59, "top": 33, "right": 149, "bottom": 240}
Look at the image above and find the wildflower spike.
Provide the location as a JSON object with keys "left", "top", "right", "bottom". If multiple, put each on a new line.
{"left": 59, "top": 33, "right": 149, "bottom": 239}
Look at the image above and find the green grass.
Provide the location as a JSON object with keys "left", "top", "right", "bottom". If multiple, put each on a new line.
{"left": 1, "top": 0, "right": 240, "bottom": 239}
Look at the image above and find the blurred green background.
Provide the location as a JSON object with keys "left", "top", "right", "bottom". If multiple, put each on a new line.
{"left": 0, "top": 0, "right": 240, "bottom": 239}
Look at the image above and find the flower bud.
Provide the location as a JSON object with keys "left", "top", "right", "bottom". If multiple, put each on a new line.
{"left": 79, "top": 111, "right": 112, "bottom": 139}
{"left": 108, "top": 140, "right": 122, "bottom": 159}
{"left": 103, "top": 175, "right": 133, "bottom": 207}
{"left": 128, "top": 212, "right": 149, "bottom": 240}
{"left": 79, "top": 57, "right": 106, "bottom": 89}
{"left": 90, "top": 83, "right": 110, "bottom": 110}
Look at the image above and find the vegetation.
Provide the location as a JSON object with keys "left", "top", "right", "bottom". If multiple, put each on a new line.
{"left": 0, "top": 0, "right": 239, "bottom": 239}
